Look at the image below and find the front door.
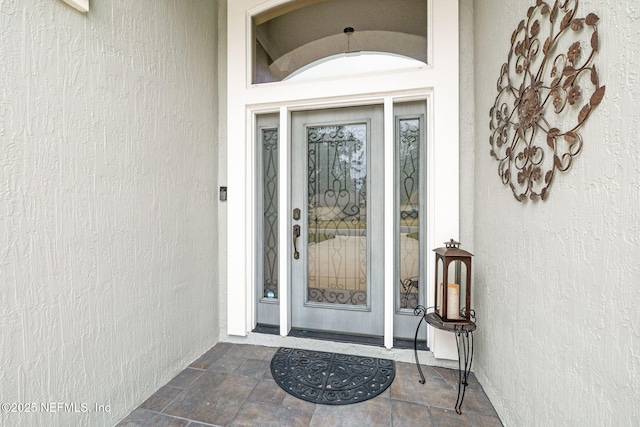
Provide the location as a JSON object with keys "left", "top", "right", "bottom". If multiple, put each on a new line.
{"left": 291, "top": 105, "right": 384, "bottom": 337}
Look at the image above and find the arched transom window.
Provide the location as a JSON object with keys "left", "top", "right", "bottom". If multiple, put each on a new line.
{"left": 253, "top": 0, "right": 428, "bottom": 83}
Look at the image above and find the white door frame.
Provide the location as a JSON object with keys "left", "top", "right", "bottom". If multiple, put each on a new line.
{"left": 227, "top": 0, "right": 460, "bottom": 358}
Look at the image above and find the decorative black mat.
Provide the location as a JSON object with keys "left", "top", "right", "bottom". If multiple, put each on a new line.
{"left": 270, "top": 347, "right": 395, "bottom": 405}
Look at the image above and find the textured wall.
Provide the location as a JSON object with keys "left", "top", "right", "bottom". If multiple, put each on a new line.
{"left": 459, "top": 0, "right": 475, "bottom": 249}
{"left": 0, "top": 1, "right": 219, "bottom": 426}
{"left": 217, "top": 0, "right": 228, "bottom": 342}
{"left": 473, "top": 0, "right": 640, "bottom": 425}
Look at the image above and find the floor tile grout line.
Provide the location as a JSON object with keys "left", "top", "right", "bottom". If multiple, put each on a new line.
{"left": 427, "top": 404, "right": 435, "bottom": 426}
{"left": 138, "top": 380, "right": 195, "bottom": 415}
{"left": 216, "top": 342, "right": 235, "bottom": 361}
{"left": 190, "top": 342, "right": 236, "bottom": 371}
{"left": 388, "top": 393, "right": 497, "bottom": 417}
{"left": 139, "top": 408, "right": 220, "bottom": 427}
{"left": 237, "top": 397, "right": 317, "bottom": 415}
{"left": 227, "top": 356, "right": 268, "bottom": 426}
{"left": 157, "top": 385, "right": 188, "bottom": 415}
{"left": 386, "top": 396, "right": 394, "bottom": 426}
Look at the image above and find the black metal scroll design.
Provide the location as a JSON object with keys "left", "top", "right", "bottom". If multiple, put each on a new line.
{"left": 400, "top": 277, "right": 419, "bottom": 310}
{"left": 399, "top": 119, "right": 420, "bottom": 221}
{"left": 490, "top": 0, "right": 605, "bottom": 201}
{"left": 307, "top": 288, "right": 367, "bottom": 305}
{"left": 307, "top": 124, "right": 366, "bottom": 222}
{"left": 262, "top": 128, "right": 279, "bottom": 298}
{"left": 398, "top": 119, "right": 420, "bottom": 311}
{"left": 307, "top": 124, "right": 367, "bottom": 305}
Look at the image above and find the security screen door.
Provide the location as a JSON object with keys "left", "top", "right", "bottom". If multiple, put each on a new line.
{"left": 291, "top": 105, "right": 384, "bottom": 336}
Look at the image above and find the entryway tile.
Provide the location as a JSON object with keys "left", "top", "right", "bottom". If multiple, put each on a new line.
{"left": 230, "top": 401, "right": 313, "bottom": 426}
{"left": 309, "top": 397, "right": 392, "bottom": 427}
{"left": 139, "top": 385, "right": 183, "bottom": 412}
{"left": 391, "top": 400, "right": 433, "bottom": 427}
{"left": 248, "top": 379, "right": 287, "bottom": 405}
{"left": 117, "top": 343, "right": 502, "bottom": 427}
{"left": 189, "top": 342, "right": 234, "bottom": 370}
{"left": 234, "top": 358, "right": 271, "bottom": 379}
{"left": 163, "top": 371, "right": 258, "bottom": 425}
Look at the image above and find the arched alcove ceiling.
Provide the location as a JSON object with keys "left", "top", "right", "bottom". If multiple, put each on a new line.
{"left": 254, "top": 0, "right": 428, "bottom": 83}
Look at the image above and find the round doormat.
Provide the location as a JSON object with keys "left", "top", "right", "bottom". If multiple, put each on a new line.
{"left": 270, "top": 347, "right": 395, "bottom": 405}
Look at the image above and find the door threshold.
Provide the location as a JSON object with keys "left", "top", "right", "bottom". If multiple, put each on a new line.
{"left": 394, "top": 338, "right": 428, "bottom": 351}
{"left": 252, "top": 325, "right": 428, "bottom": 351}
{"left": 288, "top": 328, "right": 384, "bottom": 347}
{"left": 253, "top": 324, "right": 280, "bottom": 335}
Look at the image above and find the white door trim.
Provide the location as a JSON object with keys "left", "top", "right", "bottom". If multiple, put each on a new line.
{"left": 383, "top": 96, "right": 395, "bottom": 349}
{"left": 227, "top": 0, "right": 460, "bottom": 358}
{"left": 278, "top": 106, "right": 292, "bottom": 334}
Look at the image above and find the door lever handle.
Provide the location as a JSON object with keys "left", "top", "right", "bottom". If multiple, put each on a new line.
{"left": 293, "top": 225, "right": 300, "bottom": 260}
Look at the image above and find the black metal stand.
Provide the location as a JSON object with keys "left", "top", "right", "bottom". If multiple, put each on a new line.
{"left": 413, "top": 306, "right": 476, "bottom": 414}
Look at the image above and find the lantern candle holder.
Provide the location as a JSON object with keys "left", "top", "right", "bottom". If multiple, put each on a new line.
{"left": 431, "top": 239, "right": 473, "bottom": 325}
{"left": 413, "top": 239, "right": 476, "bottom": 414}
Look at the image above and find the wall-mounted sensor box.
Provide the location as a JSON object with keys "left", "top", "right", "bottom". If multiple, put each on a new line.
{"left": 220, "top": 186, "right": 227, "bottom": 201}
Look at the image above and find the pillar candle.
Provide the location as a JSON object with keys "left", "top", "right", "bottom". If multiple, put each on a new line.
{"left": 447, "top": 283, "right": 460, "bottom": 319}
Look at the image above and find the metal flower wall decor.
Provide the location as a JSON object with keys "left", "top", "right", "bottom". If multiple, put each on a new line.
{"left": 489, "top": 0, "right": 605, "bottom": 201}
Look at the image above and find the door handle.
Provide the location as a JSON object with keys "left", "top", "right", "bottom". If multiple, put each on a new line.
{"left": 293, "top": 225, "right": 300, "bottom": 260}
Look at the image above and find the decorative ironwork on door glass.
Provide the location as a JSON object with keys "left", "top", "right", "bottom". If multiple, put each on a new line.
{"left": 398, "top": 118, "right": 420, "bottom": 310}
{"left": 307, "top": 124, "right": 367, "bottom": 306}
{"left": 262, "top": 128, "right": 279, "bottom": 299}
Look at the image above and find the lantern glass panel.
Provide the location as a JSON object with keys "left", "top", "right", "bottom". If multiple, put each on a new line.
{"left": 445, "top": 260, "right": 466, "bottom": 320}
{"left": 436, "top": 256, "right": 443, "bottom": 317}
{"left": 444, "top": 261, "right": 458, "bottom": 320}
{"left": 459, "top": 262, "right": 467, "bottom": 318}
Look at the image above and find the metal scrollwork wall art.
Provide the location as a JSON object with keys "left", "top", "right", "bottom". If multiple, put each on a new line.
{"left": 490, "top": 0, "right": 605, "bottom": 201}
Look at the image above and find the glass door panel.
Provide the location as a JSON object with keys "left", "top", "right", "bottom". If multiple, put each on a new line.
{"left": 307, "top": 124, "right": 368, "bottom": 307}
{"left": 398, "top": 117, "right": 421, "bottom": 311}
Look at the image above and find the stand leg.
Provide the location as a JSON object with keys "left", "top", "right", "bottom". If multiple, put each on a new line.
{"left": 454, "top": 329, "right": 474, "bottom": 414}
{"left": 413, "top": 314, "right": 427, "bottom": 384}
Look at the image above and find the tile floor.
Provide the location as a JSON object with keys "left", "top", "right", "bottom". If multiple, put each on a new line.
{"left": 117, "top": 343, "right": 502, "bottom": 427}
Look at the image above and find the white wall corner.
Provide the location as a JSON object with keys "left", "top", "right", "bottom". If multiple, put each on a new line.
{"left": 62, "top": 0, "right": 89, "bottom": 13}
{"left": 432, "top": 328, "right": 459, "bottom": 360}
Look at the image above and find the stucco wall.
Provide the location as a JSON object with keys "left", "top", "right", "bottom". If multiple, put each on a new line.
{"left": 472, "top": 0, "right": 640, "bottom": 425}
{"left": 0, "top": 1, "right": 219, "bottom": 426}
{"left": 217, "top": 0, "right": 229, "bottom": 341}
{"left": 459, "top": 0, "right": 475, "bottom": 250}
